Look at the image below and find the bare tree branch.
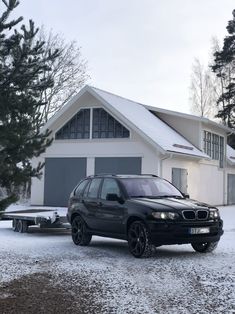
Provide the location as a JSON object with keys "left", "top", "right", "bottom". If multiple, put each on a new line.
{"left": 36, "top": 27, "right": 90, "bottom": 126}
{"left": 189, "top": 58, "right": 217, "bottom": 119}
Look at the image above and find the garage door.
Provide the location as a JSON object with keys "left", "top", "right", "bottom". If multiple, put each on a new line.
{"left": 44, "top": 158, "right": 87, "bottom": 206}
{"left": 95, "top": 157, "right": 141, "bottom": 175}
{"left": 228, "top": 174, "right": 235, "bottom": 205}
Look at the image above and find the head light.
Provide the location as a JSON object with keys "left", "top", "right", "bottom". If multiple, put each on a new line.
{"left": 209, "top": 208, "right": 220, "bottom": 219}
{"left": 152, "top": 211, "right": 179, "bottom": 220}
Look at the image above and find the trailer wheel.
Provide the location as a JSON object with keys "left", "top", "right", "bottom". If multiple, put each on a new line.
{"left": 12, "top": 219, "right": 17, "bottom": 232}
{"left": 16, "top": 220, "right": 28, "bottom": 233}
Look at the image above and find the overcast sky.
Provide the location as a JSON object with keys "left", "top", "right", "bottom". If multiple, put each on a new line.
{"left": 9, "top": 0, "right": 235, "bottom": 113}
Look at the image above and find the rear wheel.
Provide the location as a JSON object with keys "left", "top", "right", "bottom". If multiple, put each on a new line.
{"left": 128, "top": 221, "right": 155, "bottom": 258}
{"left": 71, "top": 216, "right": 92, "bottom": 246}
{"left": 13, "top": 219, "right": 28, "bottom": 233}
{"left": 191, "top": 241, "right": 219, "bottom": 253}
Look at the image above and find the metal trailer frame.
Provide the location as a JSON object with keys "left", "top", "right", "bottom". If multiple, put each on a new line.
{"left": 0, "top": 209, "right": 70, "bottom": 233}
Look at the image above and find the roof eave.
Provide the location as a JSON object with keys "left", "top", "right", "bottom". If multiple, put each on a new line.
{"left": 145, "top": 105, "right": 234, "bottom": 133}
{"left": 167, "top": 150, "right": 210, "bottom": 160}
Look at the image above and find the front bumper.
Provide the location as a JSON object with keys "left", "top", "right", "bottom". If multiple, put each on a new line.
{"left": 148, "top": 219, "right": 223, "bottom": 246}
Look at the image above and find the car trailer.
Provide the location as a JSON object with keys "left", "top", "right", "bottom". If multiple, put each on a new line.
{"left": 0, "top": 208, "right": 70, "bottom": 233}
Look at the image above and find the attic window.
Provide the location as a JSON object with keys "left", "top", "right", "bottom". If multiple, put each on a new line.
{"left": 55, "top": 109, "right": 90, "bottom": 139}
{"left": 173, "top": 144, "right": 193, "bottom": 151}
{"left": 92, "top": 108, "right": 130, "bottom": 139}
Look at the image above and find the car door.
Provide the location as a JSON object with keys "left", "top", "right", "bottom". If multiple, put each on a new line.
{"left": 82, "top": 178, "right": 103, "bottom": 229}
{"left": 96, "top": 178, "right": 126, "bottom": 235}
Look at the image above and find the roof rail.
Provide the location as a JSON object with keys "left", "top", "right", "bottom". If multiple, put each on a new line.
{"left": 92, "top": 173, "right": 117, "bottom": 177}
{"left": 141, "top": 174, "right": 159, "bottom": 177}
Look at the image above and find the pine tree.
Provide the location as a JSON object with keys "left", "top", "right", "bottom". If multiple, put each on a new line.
{"left": 0, "top": 0, "right": 59, "bottom": 210}
{"left": 212, "top": 9, "right": 235, "bottom": 129}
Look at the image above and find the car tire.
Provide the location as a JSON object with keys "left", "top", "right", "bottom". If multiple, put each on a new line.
{"left": 71, "top": 216, "right": 92, "bottom": 246}
{"left": 191, "top": 241, "right": 219, "bottom": 253}
{"left": 128, "top": 221, "right": 155, "bottom": 258}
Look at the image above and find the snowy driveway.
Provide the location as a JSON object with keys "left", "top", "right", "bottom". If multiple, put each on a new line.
{"left": 0, "top": 206, "right": 235, "bottom": 314}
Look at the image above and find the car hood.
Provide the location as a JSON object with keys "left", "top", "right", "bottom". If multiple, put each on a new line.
{"left": 130, "top": 197, "right": 212, "bottom": 211}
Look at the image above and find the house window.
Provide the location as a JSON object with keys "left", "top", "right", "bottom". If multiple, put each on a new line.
{"left": 219, "top": 136, "right": 224, "bottom": 168}
{"left": 203, "top": 131, "right": 224, "bottom": 167}
{"left": 55, "top": 109, "right": 90, "bottom": 139}
{"left": 92, "top": 108, "right": 130, "bottom": 139}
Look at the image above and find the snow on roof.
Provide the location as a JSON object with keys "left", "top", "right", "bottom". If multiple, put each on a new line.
{"left": 144, "top": 104, "right": 233, "bottom": 133}
{"left": 227, "top": 145, "right": 235, "bottom": 165}
{"left": 90, "top": 87, "right": 208, "bottom": 158}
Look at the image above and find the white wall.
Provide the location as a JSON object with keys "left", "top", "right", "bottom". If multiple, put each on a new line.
{"left": 162, "top": 157, "right": 224, "bottom": 206}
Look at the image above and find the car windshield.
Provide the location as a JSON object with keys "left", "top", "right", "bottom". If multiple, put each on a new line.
{"left": 120, "top": 178, "right": 183, "bottom": 198}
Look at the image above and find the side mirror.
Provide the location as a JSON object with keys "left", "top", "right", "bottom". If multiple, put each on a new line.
{"left": 182, "top": 193, "right": 190, "bottom": 199}
{"left": 106, "top": 193, "right": 124, "bottom": 204}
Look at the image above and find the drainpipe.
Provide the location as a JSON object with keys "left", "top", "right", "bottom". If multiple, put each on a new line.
{"left": 223, "top": 166, "right": 226, "bottom": 205}
{"left": 159, "top": 153, "right": 173, "bottom": 177}
{"left": 223, "top": 132, "right": 232, "bottom": 205}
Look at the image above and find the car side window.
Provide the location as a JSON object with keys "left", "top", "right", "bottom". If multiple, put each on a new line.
{"left": 87, "top": 178, "right": 102, "bottom": 198}
{"left": 74, "top": 180, "right": 89, "bottom": 197}
{"left": 101, "top": 179, "right": 121, "bottom": 200}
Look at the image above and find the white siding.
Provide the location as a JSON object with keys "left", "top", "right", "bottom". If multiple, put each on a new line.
{"left": 162, "top": 157, "right": 224, "bottom": 206}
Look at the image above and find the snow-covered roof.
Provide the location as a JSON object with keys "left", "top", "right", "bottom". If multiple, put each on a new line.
{"left": 43, "top": 85, "right": 210, "bottom": 159}
{"left": 227, "top": 145, "right": 235, "bottom": 166}
{"left": 89, "top": 87, "right": 208, "bottom": 158}
{"left": 144, "top": 104, "right": 233, "bottom": 133}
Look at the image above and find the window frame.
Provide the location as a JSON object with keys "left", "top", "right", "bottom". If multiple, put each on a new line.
{"left": 203, "top": 130, "right": 225, "bottom": 167}
{"left": 55, "top": 108, "right": 91, "bottom": 140}
{"left": 55, "top": 107, "right": 131, "bottom": 141}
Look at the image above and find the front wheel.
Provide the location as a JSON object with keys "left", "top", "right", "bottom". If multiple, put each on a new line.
{"left": 191, "top": 241, "right": 219, "bottom": 253}
{"left": 128, "top": 221, "right": 155, "bottom": 258}
{"left": 71, "top": 216, "right": 92, "bottom": 246}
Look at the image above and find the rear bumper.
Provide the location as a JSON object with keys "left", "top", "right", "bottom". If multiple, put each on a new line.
{"left": 148, "top": 219, "right": 224, "bottom": 246}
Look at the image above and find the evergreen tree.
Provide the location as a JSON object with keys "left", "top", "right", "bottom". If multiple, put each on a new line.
{"left": 0, "top": 0, "right": 59, "bottom": 210}
{"left": 212, "top": 9, "right": 235, "bottom": 129}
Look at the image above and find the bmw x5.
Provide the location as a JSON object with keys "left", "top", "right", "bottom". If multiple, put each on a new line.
{"left": 67, "top": 174, "right": 223, "bottom": 258}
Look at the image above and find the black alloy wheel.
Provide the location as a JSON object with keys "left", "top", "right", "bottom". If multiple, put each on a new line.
{"left": 71, "top": 216, "right": 92, "bottom": 246}
{"left": 128, "top": 221, "right": 155, "bottom": 258}
{"left": 191, "top": 241, "right": 218, "bottom": 253}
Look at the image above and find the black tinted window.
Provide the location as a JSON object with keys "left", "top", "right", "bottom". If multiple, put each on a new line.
{"left": 87, "top": 178, "right": 102, "bottom": 198}
{"left": 120, "top": 178, "right": 183, "bottom": 198}
{"left": 74, "top": 180, "right": 88, "bottom": 197}
{"left": 101, "top": 179, "right": 121, "bottom": 200}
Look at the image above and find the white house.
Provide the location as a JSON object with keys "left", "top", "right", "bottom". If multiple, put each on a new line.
{"left": 31, "top": 85, "right": 235, "bottom": 207}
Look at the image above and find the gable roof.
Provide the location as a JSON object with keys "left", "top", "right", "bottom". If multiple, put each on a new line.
{"left": 227, "top": 145, "right": 235, "bottom": 166}
{"left": 43, "top": 85, "right": 209, "bottom": 159}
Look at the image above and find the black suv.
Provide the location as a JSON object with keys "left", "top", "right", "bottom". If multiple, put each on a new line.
{"left": 67, "top": 174, "right": 223, "bottom": 258}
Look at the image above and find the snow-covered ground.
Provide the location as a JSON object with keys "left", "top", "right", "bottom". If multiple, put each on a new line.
{"left": 0, "top": 206, "right": 235, "bottom": 313}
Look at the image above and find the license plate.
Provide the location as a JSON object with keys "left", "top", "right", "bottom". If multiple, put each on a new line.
{"left": 189, "top": 227, "right": 210, "bottom": 234}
